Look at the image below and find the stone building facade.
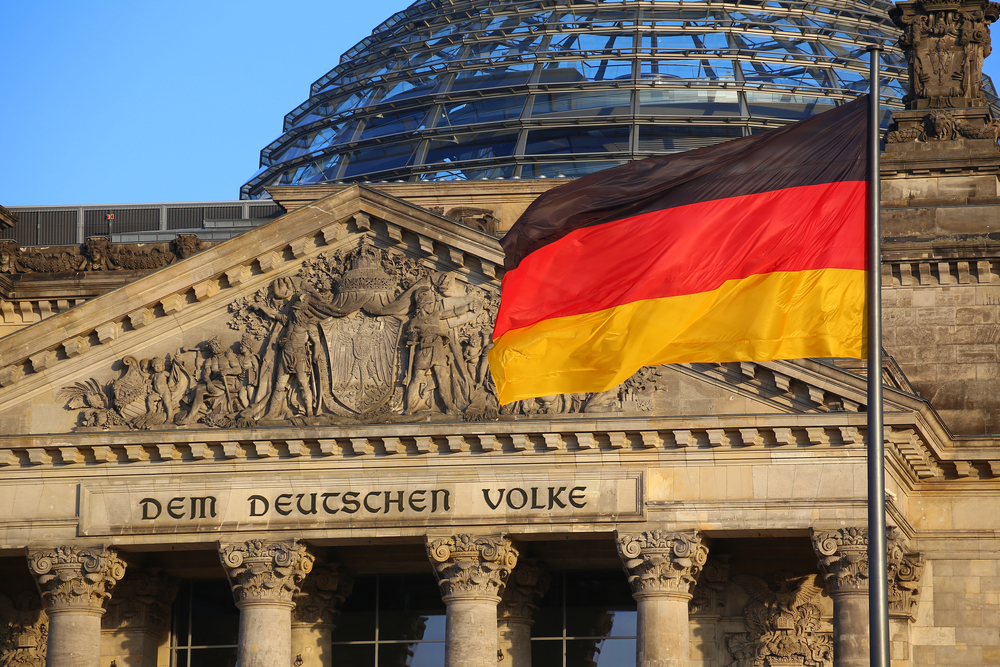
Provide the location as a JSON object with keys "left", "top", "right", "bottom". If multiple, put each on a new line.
{"left": 4, "top": 1, "right": 1000, "bottom": 666}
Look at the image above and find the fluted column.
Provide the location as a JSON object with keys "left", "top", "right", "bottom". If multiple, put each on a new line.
{"left": 616, "top": 530, "right": 708, "bottom": 667}
{"left": 811, "top": 527, "right": 869, "bottom": 667}
{"left": 497, "top": 560, "right": 550, "bottom": 667}
{"left": 427, "top": 534, "right": 518, "bottom": 667}
{"left": 26, "top": 545, "right": 127, "bottom": 667}
{"left": 102, "top": 570, "right": 178, "bottom": 667}
{"left": 219, "top": 539, "right": 314, "bottom": 667}
{"left": 291, "top": 564, "right": 353, "bottom": 667}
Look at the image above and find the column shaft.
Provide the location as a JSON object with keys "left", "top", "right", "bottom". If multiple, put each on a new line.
{"left": 497, "top": 619, "right": 532, "bottom": 667}
{"left": 636, "top": 596, "right": 691, "bottom": 667}
{"left": 237, "top": 602, "right": 293, "bottom": 667}
{"left": 47, "top": 609, "right": 103, "bottom": 667}
{"left": 830, "top": 592, "right": 868, "bottom": 667}
{"left": 290, "top": 625, "right": 332, "bottom": 667}
{"left": 446, "top": 599, "right": 501, "bottom": 667}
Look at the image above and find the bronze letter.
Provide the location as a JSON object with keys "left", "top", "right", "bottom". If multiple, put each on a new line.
{"left": 547, "top": 487, "right": 567, "bottom": 509}
{"left": 568, "top": 486, "right": 587, "bottom": 508}
{"left": 248, "top": 495, "right": 269, "bottom": 516}
{"left": 296, "top": 493, "right": 318, "bottom": 515}
{"left": 363, "top": 492, "right": 381, "bottom": 513}
{"left": 408, "top": 490, "right": 427, "bottom": 512}
{"left": 139, "top": 498, "right": 161, "bottom": 520}
{"left": 384, "top": 491, "right": 404, "bottom": 513}
{"left": 167, "top": 497, "right": 186, "bottom": 520}
{"left": 506, "top": 488, "right": 528, "bottom": 510}
{"left": 190, "top": 496, "right": 217, "bottom": 519}
{"left": 275, "top": 493, "right": 293, "bottom": 516}
{"left": 483, "top": 489, "right": 504, "bottom": 510}
{"left": 342, "top": 491, "right": 360, "bottom": 514}
{"left": 531, "top": 488, "right": 546, "bottom": 509}
{"left": 321, "top": 492, "right": 340, "bottom": 514}
{"left": 431, "top": 489, "right": 451, "bottom": 513}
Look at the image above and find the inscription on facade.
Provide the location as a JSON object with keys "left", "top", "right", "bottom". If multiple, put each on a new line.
{"left": 79, "top": 473, "right": 640, "bottom": 536}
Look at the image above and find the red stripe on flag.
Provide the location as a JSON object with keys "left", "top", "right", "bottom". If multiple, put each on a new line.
{"left": 494, "top": 180, "right": 866, "bottom": 340}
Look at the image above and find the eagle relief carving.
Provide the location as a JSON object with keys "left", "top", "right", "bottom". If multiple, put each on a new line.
{"left": 61, "top": 237, "right": 668, "bottom": 430}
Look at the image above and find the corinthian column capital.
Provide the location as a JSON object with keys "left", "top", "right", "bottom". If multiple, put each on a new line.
{"left": 426, "top": 534, "right": 519, "bottom": 603}
{"left": 616, "top": 530, "right": 708, "bottom": 600}
{"left": 219, "top": 539, "right": 314, "bottom": 607}
{"left": 811, "top": 527, "right": 869, "bottom": 594}
{"left": 26, "top": 545, "right": 127, "bottom": 613}
{"left": 498, "top": 560, "right": 550, "bottom": 625}
{"left": 291, "top": 563, "right": 354, "bottom": 628}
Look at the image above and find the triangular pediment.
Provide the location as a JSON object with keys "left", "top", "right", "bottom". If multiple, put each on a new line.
{"left": 0, "top": 185, "right": 922, "bottom": 436}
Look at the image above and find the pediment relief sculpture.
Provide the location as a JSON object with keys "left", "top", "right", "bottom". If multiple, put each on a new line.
{"left": 0, "top": 235, "right": 203, "bottom": 274}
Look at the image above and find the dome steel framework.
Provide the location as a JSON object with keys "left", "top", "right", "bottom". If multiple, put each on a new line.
{"left": 241, "top": 0, "right": 996, "bottom": 199}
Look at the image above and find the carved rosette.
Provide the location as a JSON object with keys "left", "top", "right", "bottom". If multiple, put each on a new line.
{"left": 616, "top": 530, "right": 709, "bottom": 600}
{"left": 426, "top": 534, "right": 519, "bottom": 603}
{"left": 811, "top": 527, "right": 869, "bottom": 594}
{"left": 291, "top": 564, "right": 354, "bottom": 627}
{"left": 219, "top": 540, "right": 315, "bottom": 607}
{"left": 101, "top": 570, "right": 178, "bottom": 634}
{"left": 26, "top": 546, "right": 126, "bottom": 613}
{"left": 498, "top": 560, "right": 551, "bottom": 625}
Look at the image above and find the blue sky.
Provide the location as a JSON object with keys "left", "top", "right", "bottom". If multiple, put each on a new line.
{"left": 4, "top": 1, "right": 1000, "bottom": 207}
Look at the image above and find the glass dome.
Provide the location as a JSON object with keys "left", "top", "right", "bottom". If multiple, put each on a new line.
{"left": 241, "top": 0, "right": 997, "bottom": 199}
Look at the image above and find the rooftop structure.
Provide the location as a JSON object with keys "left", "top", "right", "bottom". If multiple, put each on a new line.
{"left": 241, "top": 0, "right": 962, "bottom": 198}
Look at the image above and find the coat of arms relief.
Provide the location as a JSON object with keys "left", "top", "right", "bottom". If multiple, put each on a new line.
{"left": 61, "top": 236, "right": 667, "bottom": 430}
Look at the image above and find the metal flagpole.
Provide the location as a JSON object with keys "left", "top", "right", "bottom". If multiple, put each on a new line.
{"left": 866, "top": 44, "right": 890, "bottom": 667}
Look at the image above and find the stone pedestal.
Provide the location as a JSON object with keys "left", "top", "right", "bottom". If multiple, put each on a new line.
{"left": 291, "top": 563, "right": 353, "bottom": 667}
{"left": 617, "top": 531, "right": 708, "bottom": 667}
{"left": 26, "top": 545, "right": 126, "bottom": 667}
{"left": 101, "top": 570, "right": 178, "bottom": 667}
{"left": 811, "top": 528, "right": 870, "bottom": 667}
{"left": 426, "top": 534, "right": 518, "bottom": 667}
{"left": 219, "top": 539, "right": 314, "bottom": 667}
{"left": 497, "top": 560, "right": 550, "bottom": 667}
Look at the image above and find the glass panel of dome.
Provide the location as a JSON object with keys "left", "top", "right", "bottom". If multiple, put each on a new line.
{"left": 640, "top": 32, "right": 730, "bottom": 51}
{"left": 538, "top": 60, "right": 633, "bottom": 84}
{"left": 433, "top": 95, "right": 528, "bottom": 127}
{"left": 530, "top": 90, "right": 632, "bottom": 119}
{"left": 524, "top": 127, "right": 630, "bottom": 155}
{"left": 636, "top": 125, "right": 743, "bottom": 152}
{"left": 638, "top": 89, "right": 740, "bottom": 117}
{"left": 341, "top": 140, "right": 420, "bottom": 179}
{"left": 424, "top": 130, "right": 520, "bottom": 164}
{"left": 359, "top": 109, "right": 431, "bottom": 141}
{"left": 379, "top": 74, "right": 446, "bottom": 103}
{"left": 519, "top": 161, "right": 625, "bottom": 179}
{"left": 745, "top": 92, "right": 837, "bottom": 120}
{"left": 451, "top": 63, "right": 535, "bottom": 92}
{"left": 465, "top": 36, "right": 544, "bottom": 60}
{"left": 640, "top": 59, "right": 736, "bottom": 81}
{"left": 547, "top": 32, "right": 630, "bottom": 54}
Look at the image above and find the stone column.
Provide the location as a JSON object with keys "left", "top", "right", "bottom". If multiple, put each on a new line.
{"left": 426, "top": 534, "right": 518, "bottom": 667}
{"left": 219, "top": 539, "right": 314, "bottom": 667}
{"left": 616, "top": 530, "right": 708, "bottom": 667}
{"left": 101, "top": 570, "right": 178, "bottom": 667}
{"left": 291, "top": 563, "right": 353, "bottom": 667}
{"left": 497, "top": 560, "right": 550, "bottom": 667}
{"left": 26, "top": 545, "right": 127, "bottom": 667}
{"left": 811, "top": 527, "right": 870, "bottom": 667}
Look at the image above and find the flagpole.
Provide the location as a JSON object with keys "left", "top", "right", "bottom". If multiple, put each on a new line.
{"left": 866, "top": 44, "right": 889, "bottom": 667}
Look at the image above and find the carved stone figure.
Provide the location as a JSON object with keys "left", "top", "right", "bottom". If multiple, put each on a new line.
{"left": 0, "top": 591, "right": 47, "bottom": 667}
{"left": 728, "top": 572, "right": 832, "bottom": 667}
{"left": 444, "top": 206, "right": 499, "bottom": 233}
{"left": 172, "top": 234, "right": 203, "bottom": 259}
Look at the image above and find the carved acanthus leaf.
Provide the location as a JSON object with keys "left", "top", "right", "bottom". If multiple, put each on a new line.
{"left": 498, "top": 560, "right": 551, "bottom": 623}
{"left": 219, "top": 540, "right": 315, "bottom": 606}
{"left": 291, "top": 563, "right": 354, "bottom": 627}
{"left": 616, "top": 530, "right": 708, "bottom": 598}
{"left": 26, "top": 546, "right": 126, "bottom": 612}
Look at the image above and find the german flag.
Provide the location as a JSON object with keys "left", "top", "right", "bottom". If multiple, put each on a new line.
{"left": 489, "top": 96, "right": 869, "bottom": 405}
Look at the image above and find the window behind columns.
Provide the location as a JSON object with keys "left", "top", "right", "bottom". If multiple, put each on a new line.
{"left": 330, "top": 573, "right": 446, "bottom": 666}
{"left": 532, "top": 570, "right": 637, "bottom": 667}
{"left": 170, "top": 580, "right": 239, "bottom": 667}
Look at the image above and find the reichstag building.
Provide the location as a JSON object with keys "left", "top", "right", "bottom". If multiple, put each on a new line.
{"left": 3, "top": 0, "right": 1000, "bottom": 666}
